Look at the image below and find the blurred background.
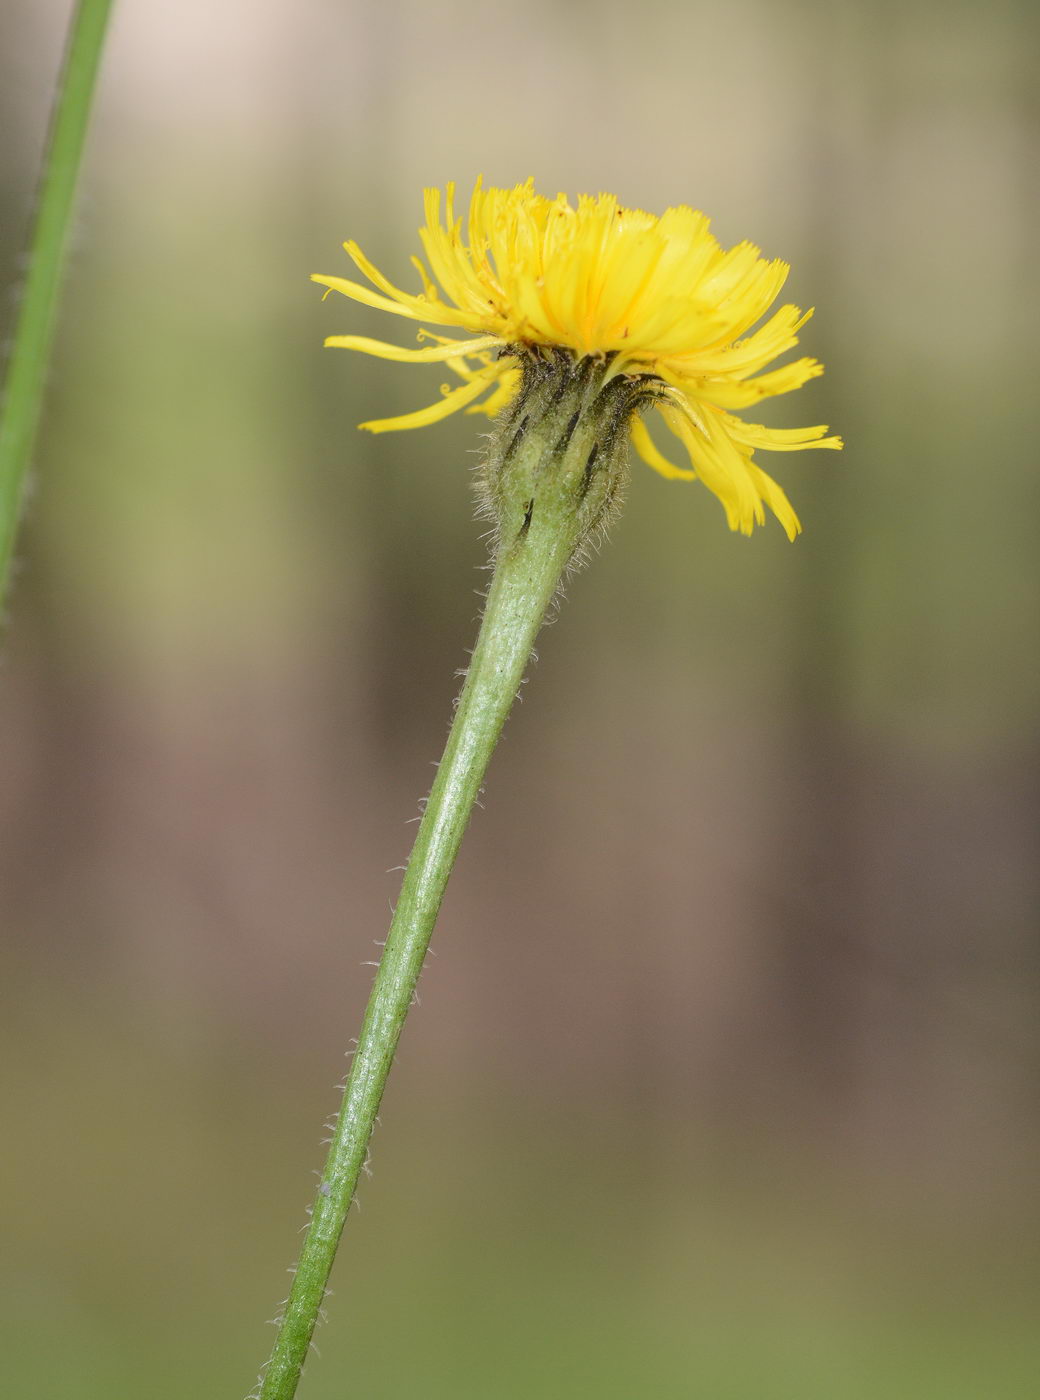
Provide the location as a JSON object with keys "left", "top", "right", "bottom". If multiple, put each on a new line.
{"left": 1, "top": 1, "right": 1037, "bottom": 1396}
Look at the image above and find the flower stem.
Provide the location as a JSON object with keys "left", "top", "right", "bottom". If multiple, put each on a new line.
{"left": 256, "top": 353, "right": 645, "bottom": 1400}
{"left": 259, "top": 481, "right": 572, "bottom": 1399}
{"left": 0, "top": 0, "right": 114, "bottom": 610}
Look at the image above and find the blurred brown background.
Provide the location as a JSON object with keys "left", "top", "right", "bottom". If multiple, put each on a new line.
{"left": 1, "top": 1, "right": 1037, "bottom": 1396}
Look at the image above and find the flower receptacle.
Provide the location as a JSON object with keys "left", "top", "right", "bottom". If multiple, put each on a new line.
{"left": 480, "top": 349, "right": 657, "bottom": 569}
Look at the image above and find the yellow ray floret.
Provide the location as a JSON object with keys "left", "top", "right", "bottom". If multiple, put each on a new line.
{"left": 313, "top": 179, "right": 842, "bottom": 537}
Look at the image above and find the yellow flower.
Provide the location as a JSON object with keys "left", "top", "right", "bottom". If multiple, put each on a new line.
{"left": 313, "top": 179, "right": 842, "bottom": 539}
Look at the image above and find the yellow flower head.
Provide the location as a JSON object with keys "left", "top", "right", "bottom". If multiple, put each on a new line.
{"left": 312, "top": 179, "right": 842, "bottom": 539}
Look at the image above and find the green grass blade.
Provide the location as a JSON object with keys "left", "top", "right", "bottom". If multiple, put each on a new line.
{"left": 0, "top": 0, "right": 115, "bottom": 610}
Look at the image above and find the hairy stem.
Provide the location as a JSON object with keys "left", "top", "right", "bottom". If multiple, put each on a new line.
{"left": 0, "top": 0, "right": 114, "bottom": 610}
{"left": 256, "top": 353, "right": 642, "bottom": 1400}
{"left": 259, "top": 497, "right": 571, "bottom": 1397}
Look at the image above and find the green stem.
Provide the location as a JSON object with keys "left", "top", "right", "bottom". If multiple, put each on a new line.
{"left": 256, "top": 353, "right": 648, "bottom": 1400}
{"left": 258, "top": 477, "right": 571, "bottom": 1399}
{"left": 0, "top": 0, "right": 114, "bottom": 610}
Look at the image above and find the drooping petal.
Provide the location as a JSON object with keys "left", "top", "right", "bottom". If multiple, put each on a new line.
{"left": 662, "top": 402, "right": 765, "bottom": 535}
{"left": 360, "top": 364, "right": 508, "bottom": 434}
{"left": 463, "top": 366, "right": 521, "bottom": 418}
{"left": 745, "top": 462, "right": 802, "bottom": 541}
{"left": 630, "top": 415, "right": 697, "bottom": 481}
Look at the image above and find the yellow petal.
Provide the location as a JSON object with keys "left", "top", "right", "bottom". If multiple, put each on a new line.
{"left": 629, "top": 415, "right": 697, "bottom": 481}
{"left": 323, "top": 333, "right": 502, "bottom": 362}
{"left": 664, "top": 357, "right": 826, "bottom": 410}
{"left": 360, "top": 365, "right": 507, "bottom": 434}
{"left": 664, "top": 403, "right": 761, "bottom": 533}
{"left": 464, "top": 367, "right": 521, "bottom": 418}
{"left": 745, "top": 463, "right": 802, "bottom": 540}
{"left": 311, "top": 273, "right": 470, "bottom": 328}
{"left": 722, "top": 414, "right": 843, "bottom": 452}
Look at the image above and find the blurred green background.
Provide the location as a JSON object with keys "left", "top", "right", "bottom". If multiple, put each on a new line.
{"left": 2, "top": 1, "right": 1038, "bottom": 1396}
